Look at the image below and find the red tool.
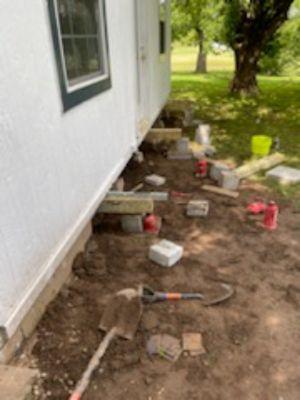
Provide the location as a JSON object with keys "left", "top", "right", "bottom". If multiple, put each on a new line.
{"left": 247, "top": 200, "right": 266, "bottom": 215}
{"left": 143, "top": 214, "right": 161, "bottom": 234}
{"left": 194, "top": 160, "right": 207, "bottom": 178}
{"left": 263, "top": 201, "right": 278, "bottom": 230}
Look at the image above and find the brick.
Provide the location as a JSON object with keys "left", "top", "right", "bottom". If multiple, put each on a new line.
{"left": 145, "top": 174, "right": 166, "bottom": 187}
{"left": 0, "top": 365, "right": 38, "bottom": 400}
{"left": 121, "top": 215, "right": 144, "bottom": 233}
{"left": 149, "top": 240, "right": 183, "bottom": 267}
{"left": 186, "top": 200, "right": 209, "bottom": 217}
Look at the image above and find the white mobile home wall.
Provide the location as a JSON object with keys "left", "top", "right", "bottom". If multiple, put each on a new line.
{"left": 0, "top": 0, "right": 171, "bottom": 343}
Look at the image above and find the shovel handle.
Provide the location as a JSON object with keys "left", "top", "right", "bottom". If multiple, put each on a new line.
{"left": 155, "top": 292, "right": 204, "bottom": 301}
{"left": 69, "top": 327, "right": 117, "bottom": 400}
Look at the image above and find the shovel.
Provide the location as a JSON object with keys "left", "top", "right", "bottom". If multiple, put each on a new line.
{"left": 69, "top": 288, "right": 143, "bottom": 400}
{"left": 142, "top": 283, "right": 234, "bottom": 306}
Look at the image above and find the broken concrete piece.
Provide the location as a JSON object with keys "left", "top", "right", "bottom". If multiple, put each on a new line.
{"left": 201, "top": 184, "right": 239, "bottom": 199}
{"left": 147, "top": 334, "right": 182, "bottom": 362}
{"left": 0, "top": 365, "right": 38, "bottom": 400}
{"left": 145, "top": 174, "right": 166, "bottom": 187}
{"left": 266, "top": 165, "right": 300, "bottom": 184}
{"left": 149, "top": 240, "right": 183, "bottom": 267}
{"left": 220, "top": 171, "right": 241, "bottom": 191}
{"left": 133, "top": 151, "right": 144, "bottom": 163}
{"left": 182, "top": 333, "right": 206, "bottom": 356}
{"left": 98, "top": 194, "right": 154, "bottom": 214}
{"left": 210, "top": 162, "right": 231, "bottom": 184}
{"left": 121, "top": 215, "right": 144, "bottom": 233}
{"left": 186, "top": 200, "right": 209, "bottom": 217}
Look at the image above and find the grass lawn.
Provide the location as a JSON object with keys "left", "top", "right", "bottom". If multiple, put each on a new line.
{"left": 171, "top": 46, "right": 300, "bottom": 200}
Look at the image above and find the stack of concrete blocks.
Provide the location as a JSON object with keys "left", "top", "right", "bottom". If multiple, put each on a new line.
{"left": 149, "top": 240, "right": 183, "bottom": 267}
{"left": 186, "top": 200, "right": 209, "bottom": 217}
{"left": 168, "top": 137, "right": 193, "bottom": 160}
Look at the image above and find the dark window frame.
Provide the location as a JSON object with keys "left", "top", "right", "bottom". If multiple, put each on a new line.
{"left": 48, "top": 0, "right": 111, "bottom": 111}
{"left": 159, "top": 0, "right": 167, "bottom": 55}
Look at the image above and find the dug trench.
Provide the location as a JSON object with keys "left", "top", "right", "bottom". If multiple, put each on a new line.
{"left": 18, "top": 143, "right": 300, "bottom": 400}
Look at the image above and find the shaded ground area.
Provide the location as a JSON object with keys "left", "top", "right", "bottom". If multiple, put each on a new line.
{"left": 21, "top": 145, "right": 300, "bottom": 400}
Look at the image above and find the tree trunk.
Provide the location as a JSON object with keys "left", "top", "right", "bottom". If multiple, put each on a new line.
{"left": 195, "top": 30, "right": 207, "bottom": 74}
{"left": 230, "top": 47, "right": 260, "bottom": 95}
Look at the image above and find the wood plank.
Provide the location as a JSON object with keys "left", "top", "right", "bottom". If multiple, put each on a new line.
{"left": 145, "top": 128, "right": 182, "bottom": 143}
{"left": 108, "top": 191, "right": 169, "bottom": 202}
{"left": 98, "top": 195, "right": 154, "bottom": 214}
{"left": 201, "top": 185, "right": 239, "bottom": 199}
{"left": 234, "top": 152, "right": 285, "bottom": 179}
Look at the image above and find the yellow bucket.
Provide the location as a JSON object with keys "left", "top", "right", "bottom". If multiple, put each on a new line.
{"left": 251, "top": 135, "right": 272, "bottom": 157}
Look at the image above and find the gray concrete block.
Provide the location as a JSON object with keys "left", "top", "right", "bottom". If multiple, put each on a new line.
{"left": 145, "top": 174, "right": 166, "bottom": 186}
{"left": 176, "top": 138, "right": 190, "bottom": 153}
{"left": 121, "top": 215, "right": 144, "bottom": 233}
{"left": 186, "top": 200, "right": 209, "bottom": 217}
{"left": 266, "top": 165, "right": 300, "bottom": 184}
{"left": 149, "top": 240, "right": 183, "bottom": 267}
{"left": 220, "top": 171, "right": 240, "bottom": 191}
{"left": 210, "top": 163, "right": 231, "bottom": 184}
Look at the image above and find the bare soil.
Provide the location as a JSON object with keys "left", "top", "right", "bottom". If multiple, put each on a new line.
{"left": 20, "top": 143, "right": 300, "bottom": 400}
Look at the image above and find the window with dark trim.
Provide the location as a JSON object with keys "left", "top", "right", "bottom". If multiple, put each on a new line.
{"left": 48, "top": 0, "right": 111, "bottom": 111}
{"left": 159, "top": 0, "right": 167, "bottom": 54}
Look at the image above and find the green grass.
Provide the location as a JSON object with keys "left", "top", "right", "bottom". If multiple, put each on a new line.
{"left": 171, "top": 46, "right": 300, "bottom": 200}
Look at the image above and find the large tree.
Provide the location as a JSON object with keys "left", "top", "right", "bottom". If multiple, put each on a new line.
{"left": 172, "top": 0, "right": 223, "bottom": 73}
{"left": 224, "top": 0, "right": 294, "bottom": 94}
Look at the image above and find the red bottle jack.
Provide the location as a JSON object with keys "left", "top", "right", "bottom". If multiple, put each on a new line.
{"left": 263, "top": 201, "right": 278, "bottom": 230}
{"left": 143, "top": 214, "right": 161, "bottom": 234}
{"left": 195, "top": 160, "right": 207, "bottom": 178}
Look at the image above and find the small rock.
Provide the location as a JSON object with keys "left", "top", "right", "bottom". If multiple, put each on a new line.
{"left": 142, "top": 311, "right": 159, "bottom": 331}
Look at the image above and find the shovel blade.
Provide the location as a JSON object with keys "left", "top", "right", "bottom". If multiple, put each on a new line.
{"left": 99, "top": 288, "right": 142, "bottom": 340}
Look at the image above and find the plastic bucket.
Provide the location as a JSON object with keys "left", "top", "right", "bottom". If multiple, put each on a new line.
{"left": 251, "top": 135, "right": 272, "bottom": 157}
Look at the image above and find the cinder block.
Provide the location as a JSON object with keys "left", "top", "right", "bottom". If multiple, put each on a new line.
{"left": 176, "top": 138, "right": 190, "bottom": 153}
{"left": 210, "top": 163, "right": 231, "bottom": 184}
{"left": 121, "top": 215, "right": 144, "bottom": 233}
{"left": 220, "top": 171, "right": 240, "bottom": 191}
{"left": 145, "top": 174, "right": 166, "bottom": 187}
{"left": 149, "top": 240, "right": 183, "bottom": 267}
{"left": 186, "top": 200, "right": 209, "bottom": 217}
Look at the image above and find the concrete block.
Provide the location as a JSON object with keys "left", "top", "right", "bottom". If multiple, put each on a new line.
{"left": 210, "top": 162, "right": 231, "bottom": 184}
{"left": 149, "top": 240, "right": 183, "bottom": 267}
{"left": 266, "top": 165, "right": 300, "bottom": 184}
{"left": 186, "top": 200, "right": 209, "bottom": 217}
{"left": 220, "top": 171, "right": 240, "bottom": 191}
{"left": 121, "top": 215, "right": 144, "bottom": 233}
{"left": 0, "top": 365, "right": 38, "bottom": 400}
{"left": 145, "top": 174, "right": 166, "bottom": 187}
{"left": 176, "top": 138, "right": 190, "bottom": 153}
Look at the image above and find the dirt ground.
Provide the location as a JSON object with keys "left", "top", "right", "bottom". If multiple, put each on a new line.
{"left": 19, "top": 143, "right": 300, "bottom": 400}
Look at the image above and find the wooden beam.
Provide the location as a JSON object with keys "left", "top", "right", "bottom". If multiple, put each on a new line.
{"left": 201, "top": 185, "right": 239, "bottom": 199}
{"left": 145, "top": 128, "right": 182, "bottom": 143}
{"left": 98, "top": 194, "right": 154, "bottom": 214}
{"left": 108, "top": 191, "right": 169, "bottom": 202}
{"left": 234, "top": 152, "right": 285, "bottom": 179}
